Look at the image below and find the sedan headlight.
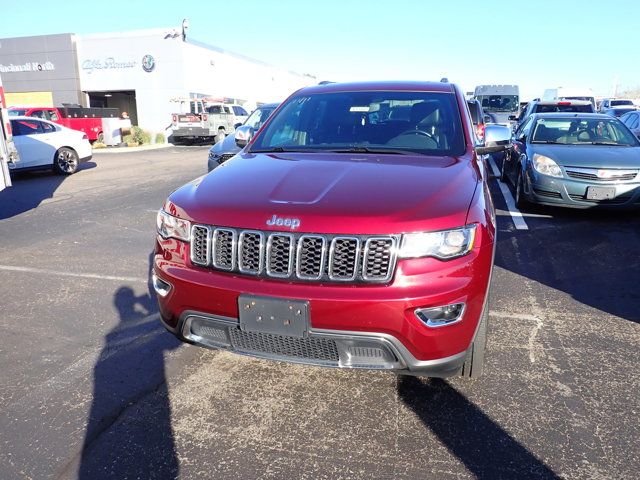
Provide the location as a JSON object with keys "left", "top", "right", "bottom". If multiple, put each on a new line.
{"left": 156, "top": 209, "right": 191, "bottom": 241}
{"left": 532, "top": 154, "right": 562, "bottom": 178}
{"left": 399, "top": 225, "right": 476, "bottom": 260}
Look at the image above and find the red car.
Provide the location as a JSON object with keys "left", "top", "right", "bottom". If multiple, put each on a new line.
{"left": 153, "top": 81, "right": 511, "bottom": 378}
{"left": 8, "top": 106, "right": 119, "bottom": 142}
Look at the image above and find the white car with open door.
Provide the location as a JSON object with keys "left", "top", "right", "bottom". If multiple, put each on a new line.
{"left": 9, "top": 117, "right": 92, "bottom": 175}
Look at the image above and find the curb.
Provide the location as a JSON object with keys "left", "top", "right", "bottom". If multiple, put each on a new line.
{"left": 91, "top": 143, "right": 172, "bottom": 154}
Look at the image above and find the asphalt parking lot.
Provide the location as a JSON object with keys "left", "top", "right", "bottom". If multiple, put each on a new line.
{"left": 0, "top": 147, "right": 639, "bottom": 480}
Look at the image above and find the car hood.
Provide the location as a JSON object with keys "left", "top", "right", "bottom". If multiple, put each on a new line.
{"left": 531, "top": 144, "right": 640, "bottom": 169}
{"left": 168, "top": 152, "right": 479, "bottom": 234}
{"left": 210, "top": 133, "right": 241, "bottom": 155}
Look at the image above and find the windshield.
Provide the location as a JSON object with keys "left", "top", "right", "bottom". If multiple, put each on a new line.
{"left": 8, "top": 109, "right": 27, "bottom": 116}
{"left": 244, "top": 107, "right": 276, "bottom": 130}
{"left": 534, "top": 104, "right": 593, "bottom": 114}
{"left": 611, "top": 100, "right": 634, "bottom": 107}
{"left": 476, "top": 95, "right": 519, "bottom": 113}
{"left": 531, "top": 117, "right": 639, "bottom": 146}
{"left": 250, "top": 91, "right": 466, "bottom": 156}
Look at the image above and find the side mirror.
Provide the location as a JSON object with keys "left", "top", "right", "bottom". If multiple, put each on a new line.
{"left": 234, "top": 125, "right": 254, "bottom": 148}
{"left": 476, "top": 124, "right": 512, "bottom": 155}
{"left": 234, "top": 122, "right": 243, "bottom": 130}
{"left": 508, "top": 115, "right": 517, "bottom": 121}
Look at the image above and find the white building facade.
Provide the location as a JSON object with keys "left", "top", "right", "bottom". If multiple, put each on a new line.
{"left": 1, "top": 28, "right": 316, "bottom": 135}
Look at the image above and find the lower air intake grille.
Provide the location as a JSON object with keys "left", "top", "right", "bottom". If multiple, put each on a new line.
{"left": 229, "top": 329, "right": 340, "bottom": 362}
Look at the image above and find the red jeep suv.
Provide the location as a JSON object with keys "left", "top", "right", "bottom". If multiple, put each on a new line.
{"left": 153, "top": 81, "right": 510, "bottom": 378}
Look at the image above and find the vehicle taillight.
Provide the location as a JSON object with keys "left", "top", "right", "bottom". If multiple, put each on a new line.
{"left": 558, "top": 101, "right": 571, "bottom": 105}
{"left": 476, "top": 123, "right": 485, "bottom": 141}
{"left": 202, "top": 114, "right": 208, "bottom": 122}
{"left": 172, "top": 114, "right": 177, "bottom": 124}
{"left": 5, "top": 121, "right": 11, "bottom": 137}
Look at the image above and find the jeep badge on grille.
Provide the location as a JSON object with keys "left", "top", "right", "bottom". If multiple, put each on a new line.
{"left": 266, "top": 215, "right": 301, "bottom": 230}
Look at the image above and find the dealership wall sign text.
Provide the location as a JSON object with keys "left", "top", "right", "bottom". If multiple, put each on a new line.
{"left": 82, "top": 57, "right": 137, "bottom": 73}
{"left": 0, "top": 61, "right": 55, "bottom": 73}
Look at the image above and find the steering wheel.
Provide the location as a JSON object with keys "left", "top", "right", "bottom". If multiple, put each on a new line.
{"left": 396, "top": 129, "right": 437, "bottom": 142}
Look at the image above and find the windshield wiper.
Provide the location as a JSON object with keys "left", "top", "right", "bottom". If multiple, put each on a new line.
{"left": 589, "top": 141, "right": 627, "bottom": 146}
{"left": 330, "top": 147, "right": 414, "bottom": 155}
{"left": 531, "top": 140, "right": 561, "bottom": 144}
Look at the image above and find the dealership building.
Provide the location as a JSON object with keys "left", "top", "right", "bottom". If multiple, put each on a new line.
{"left": 0, "top": 27, "right": 316, "bottom": 133}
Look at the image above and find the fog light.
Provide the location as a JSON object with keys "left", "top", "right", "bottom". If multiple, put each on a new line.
{"left": 151, "top": 272, "right": 172, "bottom": 297}
{"left": 415, "top": 303, "right": 465, "bottom": 328}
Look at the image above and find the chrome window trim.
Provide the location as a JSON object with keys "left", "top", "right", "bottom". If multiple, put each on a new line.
{"left": 212, "top": 228, "right": 237, "bottom": 271}
{"left": 328, "top": 236, "right": 360, "bottom": 281}
{"left": 190, "top": 224, "right": 211, "bottom": 266}
{"left": 296, "top": 235, "right": 327, "bottom": 280}
{"left": 266, "top": 233, "right": 295, "bottom": 278}
{"left": 238, "top": 230, "right": 265, "bottom": 275}
{"left": 362, "top": 237, "right": 397, "bottom": 282}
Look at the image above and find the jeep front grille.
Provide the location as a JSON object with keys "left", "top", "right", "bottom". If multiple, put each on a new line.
{"left": 190, "top": 225, "right": 397, "bottom": 283}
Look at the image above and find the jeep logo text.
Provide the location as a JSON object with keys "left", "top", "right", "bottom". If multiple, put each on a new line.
{"left": 266, "top": 215, "right": 301, "bottom": 230}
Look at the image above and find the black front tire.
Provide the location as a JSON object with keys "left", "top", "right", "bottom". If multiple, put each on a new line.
{"left": 499, "top": 153, "right": 508, "bottom": 182}
{"left": 515, "top": 169, "right": 529, "bottom": 210}
{"left": 53, "top": 147, "right": 79, "bottom": 175}
{"left": 459, "top": 302, "right": 488, "bottom": 379}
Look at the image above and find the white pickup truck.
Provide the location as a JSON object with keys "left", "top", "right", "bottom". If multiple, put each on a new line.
{"left": 170, "top": 100, "right": 249, "bottom": 144}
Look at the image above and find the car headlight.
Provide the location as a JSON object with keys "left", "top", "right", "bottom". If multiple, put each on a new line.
{"left": 156, "top": 209, "right": 191, "bottom": 241}
{"left": 399, "top": 225, "right": 476, "bottom": 260}
{"left": 532, "top": 154, "right": 562, "bottom": 178}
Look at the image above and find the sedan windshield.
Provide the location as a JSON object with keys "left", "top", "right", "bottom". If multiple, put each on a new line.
{"left": 250, "top": 91, "right": 466, "bottom": 156}
{"left": 611, "top": 100, "right": 634, "bottom": 107}
{"left": 531, "top": 118, "right": 639, "bottom": 146}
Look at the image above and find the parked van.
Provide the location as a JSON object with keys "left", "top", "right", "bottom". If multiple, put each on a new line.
{"left": 473, "top": 84, "right": 520, "bottom": 125}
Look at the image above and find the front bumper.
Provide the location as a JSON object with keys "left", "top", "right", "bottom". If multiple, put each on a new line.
{"left": 153, "top": 232, "right": 493, "bottom": 376}
{"left": 162, "top": 310, "right": 468, "bottom": 376}
{"left": 524, "top": 169, "right": 640, "bottom": 209}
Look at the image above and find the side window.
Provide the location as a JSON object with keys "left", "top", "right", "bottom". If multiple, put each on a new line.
{"left": 31, "top": 110, "right": 46, "bottom": 119}
{"left": 515, "top": 117, "right": 532, "bottom": 140}
{"left": 223, "top": 106, "right": 232, "bottom": 114}
{"left": 12, "top": 120, "right": 43, "bottom": 135}
{"left": 628, "top": 114, "right": 639, "bottom": 130}
{"left": 234, "top": 106, "right": 248, "bottom": 116}
{"left": 208, "top": 105, "right": 222, "bottom": 114}
{"left": 41, "top": 122, "right": 56, "bottom": 133}
{"left": 49, "top": 111, "right": 59, "bottom": 121}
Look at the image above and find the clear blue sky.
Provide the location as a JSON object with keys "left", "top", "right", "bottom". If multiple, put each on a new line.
{"left": 3, "top": 0, "right": 639, "bottom": 99}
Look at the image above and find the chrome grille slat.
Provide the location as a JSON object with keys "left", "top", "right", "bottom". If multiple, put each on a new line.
{"left": 238, "top": 231, "right": 265, "bottom": 274}
{"left": 363, "top": 237, "right": 395, "bottom": 282}
{"left": 328, "top": 237, "right": 360, "bottom": 281}
{"left": 190, "top": 225, "right": 210, "bottom": 266}
{"left": 190, "top": 225, "right": 397, "bottom": 284}
{"left": 212, "top": 228, "right": 236, "bottom": 271}
{"left": 565, "top": 168, "right": 638, "bottom": 182}
{"left": 296, "top": 235, "right": 326, "bottom": 280}
{"left": 266, "top": 234, "right": 294, "bottom": 277}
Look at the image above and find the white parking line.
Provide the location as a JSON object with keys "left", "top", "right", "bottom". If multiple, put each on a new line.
{"left": 0, "top": 265, "right": 147, "bottom": 283}
{"left": 487, "top": 156, "right": 529, "bottom": 230}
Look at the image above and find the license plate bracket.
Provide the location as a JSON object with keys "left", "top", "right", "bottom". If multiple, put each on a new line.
{"left": 238, "top": 295, "right": 309, "bottom": 338}
{"left": 586, "top": 186, "right": 616, "bottom": 200}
